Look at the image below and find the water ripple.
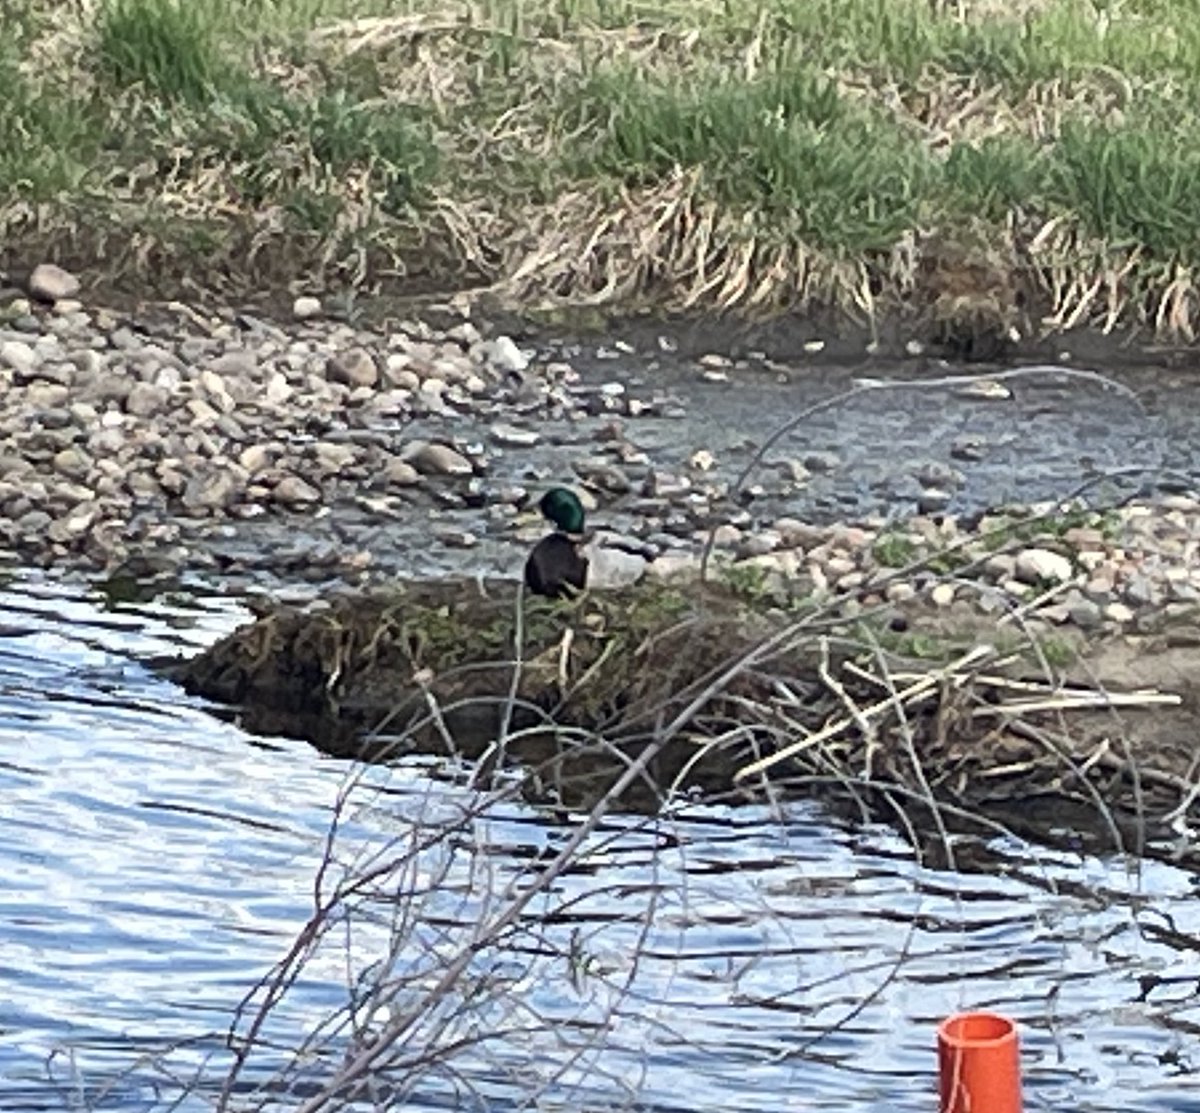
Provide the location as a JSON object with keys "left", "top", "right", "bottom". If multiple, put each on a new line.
{"left": 1, "top": 573, "right": 1199, "bottom": 1110}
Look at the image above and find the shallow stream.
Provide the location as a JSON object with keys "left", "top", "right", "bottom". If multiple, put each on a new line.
{"left": 3, "top": 574, "right": 1200, "bottom": 1111}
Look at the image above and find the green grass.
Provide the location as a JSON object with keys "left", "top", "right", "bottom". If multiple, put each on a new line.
{"left": 97, "top": 0, "right": 228, "bottom": 104}
{"left": 7, "top": 0, "right": 1200, "bottom": 325}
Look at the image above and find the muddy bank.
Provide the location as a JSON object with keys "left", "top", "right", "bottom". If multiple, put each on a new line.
{"left": 162, "top": 575, "right": 1200, "bottom": 853}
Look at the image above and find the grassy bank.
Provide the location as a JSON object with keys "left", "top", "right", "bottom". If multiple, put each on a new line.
{"left": 6, "top": 0, "right": 1200, "bottom": 339}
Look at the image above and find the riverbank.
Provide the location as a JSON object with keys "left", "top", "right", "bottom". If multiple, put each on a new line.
{"left": 7, "top": 0, "right": 1200, "bottom": 351}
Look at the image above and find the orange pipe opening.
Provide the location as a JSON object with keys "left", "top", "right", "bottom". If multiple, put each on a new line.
{"left": 938, "top": 1012, "right": 1022, "bottom": 1113}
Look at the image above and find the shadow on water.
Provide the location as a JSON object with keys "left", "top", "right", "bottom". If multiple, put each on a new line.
{"left": 2, "top": 574, "right": 1200, "bottom": 1110}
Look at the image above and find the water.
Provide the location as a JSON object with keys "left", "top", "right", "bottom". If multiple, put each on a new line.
{"left": 2, "top": 574, "right": 1200, "bottom": 1111}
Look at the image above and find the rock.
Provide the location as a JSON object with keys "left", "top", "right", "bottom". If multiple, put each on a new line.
{"left": 1068, "top": 597, "right": 1103, "bottom": 629}
{"left": 382, "top": 458, "right": 421, "bottom": 487}
{"left": 0, "top": 339, "right": 37, "bottom": 376}
{"left": 642, "top": 470, "right": 690, "bottom": 498}
{"left": 740, "top": 530, "right": 781, "bottom": 557}
{"left": 1103, "top": 601, "right": 1135, "bottom": 624}
{"left": 911, "top": 460, "right": 964, "bottom": 488}
{"left": 803, "top": 451, "right": 839, "bottom": 473}
{"left": 645, "top": 551, "right": 701, "bottom": 580}
{"left": 52, "top": 447, "right": 90, "bottom": 480}
{"left": 773, "top": 518, "right": 826, "bottom": 549}
{"left": 327, "top": 349, "right": 379, "bottom": 388}
{"left": 238, "top": 444, "right": 271, "bottom": 473}
{"left": 431, "top": 526, "right": 477, "bottom": 549}
{"left": 886, "top": 582, "right": 916, "bottom": 604}
{"left": 1014, "top": 548, "right": 1073, "bottom": 585}
{"left": 272, "top": 475, "right": 321, "bottom": 506}
{"left": 689, "top": 449, "right": 716, "bottom": 471}
{"left": 573, "top": 460, "right": 630, "bottom": 494}
{"left": 125, "top": 381, "right": 170, "bottom": 417}
{"left": 1123, "top": 573, "right": 1160, "bottom": 607}
{"left": 950, "top": 436, "right": 986, "bottom": 462}
{"left": 917, "top": 488, "right": 952, "bottom": 514}
{"left": 293, "top": 296, "right": 323, "bottom": 321}
{"left": 265, "top": 373, "right": 293, "bottom": 405}
{"left": 181, "top": 471, "right": 239, "bottom": 514}
{"left": 314, "top": 442, "right": 358, "bottom": 473}
{"left": 484, "top": 336, "right": 529, "bottom": 374}
{"left": 489, "top": 422, "right": 540, "bottom": 448}
{"left": 207, "top": 350, "right": 258, "bottom": 378}
{"left": 402, "top": 441, "right": 473, "bottom": 477}
{"left": 28, "top": 263, "right": 80, "bottom": 303}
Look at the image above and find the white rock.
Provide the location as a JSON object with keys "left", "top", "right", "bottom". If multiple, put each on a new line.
{"left": 0, "top": 339, "right": 36, "bottom": 376}
{"left": 292, "top": 295, "right": 323, "bottom": 320}
{"left": 1015, "top": 547, "right": 1074, "bottom": 585}
{"left": 484, "top": 335, "right": 529, "bottom": 374}
{"left": 28, "top": 263, "right": 80, "bottom": 303}
{"left": 1103, "top": 601, "right": 1135, "bottom": 623}
{"left": 930, "top": 583, "right": 956, "bottom": 607}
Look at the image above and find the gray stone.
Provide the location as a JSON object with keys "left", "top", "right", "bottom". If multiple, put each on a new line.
{"left": 52, "top": 447, "right": 90, "bottom": 480}
{"left": 207, "top": 350, "right": 259, "bottom": 378}
{"left": 1123, "top": 573, "right": 1160, "bottom": 607}
{"left": 432, "top": 526, "right": 478, "bottom": 549}
{"left": 917, "top": 488, "right": 953, "bottom": 514}
{"left": 124, "top": 382, "right": 170, "bottom": 417}
{"left": 484, "top": 336, "right": 529, "bottom": 374}
{"left": 327, "top": 349, "right": 379, "bottom": 388}
{"left": 382, "top": 458, "right": 421, "bottom": 487}
{"left": 28, "top": 263, "right": 80, "bottom": 303}
{"left": 489, "top": 422, "right": 540, "bottom": 448}
{"left": 402, "top": 440, "right": 473, "bottom": 476}
{"left": 0, "top": 339, "right": 37, "bottom": 376}
{"left": 1068, "top": 597, "right": 1103, "bottom": 628}
{"left": 272, "top": 475, "right": 321, "bottom": 506}
{"left": 182, "top": 471, "right": 239, "bottom": 513}
{"left": 803, "top": 451, "right": 839, "bottom": 473}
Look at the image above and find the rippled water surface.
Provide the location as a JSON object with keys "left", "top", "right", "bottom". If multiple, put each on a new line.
{"left": 3, "top": 575, "right": 1200, "bottom": 1111}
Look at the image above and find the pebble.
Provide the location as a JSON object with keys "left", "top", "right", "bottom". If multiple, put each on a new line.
{"left": 930, "top": 583, "right": 956, "bottom": 607}
{"left": 293, "top": 296, "right": 323, "bottom": 321}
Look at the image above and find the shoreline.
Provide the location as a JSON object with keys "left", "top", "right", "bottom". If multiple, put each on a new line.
{"left": 2, "top": 281, "right": 1197, "bottom": 856}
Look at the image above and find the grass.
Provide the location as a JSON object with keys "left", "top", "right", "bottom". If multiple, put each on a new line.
{"left": 6, "top": 0, "right": 1200, "bottom": 333}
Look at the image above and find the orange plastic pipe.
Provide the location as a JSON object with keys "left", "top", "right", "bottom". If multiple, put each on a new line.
{"left": 938, "top": 1012, "right": 1022, "bottom": 1113}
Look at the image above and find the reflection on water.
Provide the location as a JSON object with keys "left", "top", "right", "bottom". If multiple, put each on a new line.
{"left": 1, "top": 573, "right": 1199, "bottom": 1111}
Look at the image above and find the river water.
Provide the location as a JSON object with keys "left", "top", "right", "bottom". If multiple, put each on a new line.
{"left": 3, "top": 572, "right": 1200, "bottom": 1111}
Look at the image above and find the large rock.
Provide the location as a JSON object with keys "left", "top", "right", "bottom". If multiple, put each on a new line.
{"left": 28, "top": 263, "right": 80, "bottom": 303}
{"left": 326, "top": 349, "right": 379, "bottom": 388}
{"left": 1015, "top": 547, "right": 1074, "bottom": 585}
{"left": 402, "top": 440, "right": 473, "bottom": 476}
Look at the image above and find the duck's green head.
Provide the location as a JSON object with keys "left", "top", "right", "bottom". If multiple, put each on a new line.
{"left": 539, "top": 486, "right": 586, "bottom": 534}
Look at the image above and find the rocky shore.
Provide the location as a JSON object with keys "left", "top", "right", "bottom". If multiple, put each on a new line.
{"left": 1, "top": 275, "right": 1198, "bottom": 648}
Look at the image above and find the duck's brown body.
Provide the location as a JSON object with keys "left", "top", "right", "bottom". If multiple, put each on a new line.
{"left": 524, "top": 532, "right": 587, "bottom": 598}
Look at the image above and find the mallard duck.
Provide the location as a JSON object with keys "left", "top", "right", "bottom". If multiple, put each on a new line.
{"left": 524, "top": 486, "right": 652, "bottom": 598}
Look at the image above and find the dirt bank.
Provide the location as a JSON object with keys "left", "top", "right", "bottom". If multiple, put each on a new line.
{"left": 9, "top": 1, "right": 1200, "bottom": 350}
{"left": 161, "top": 574, "right": 1200, "bottom": 860}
